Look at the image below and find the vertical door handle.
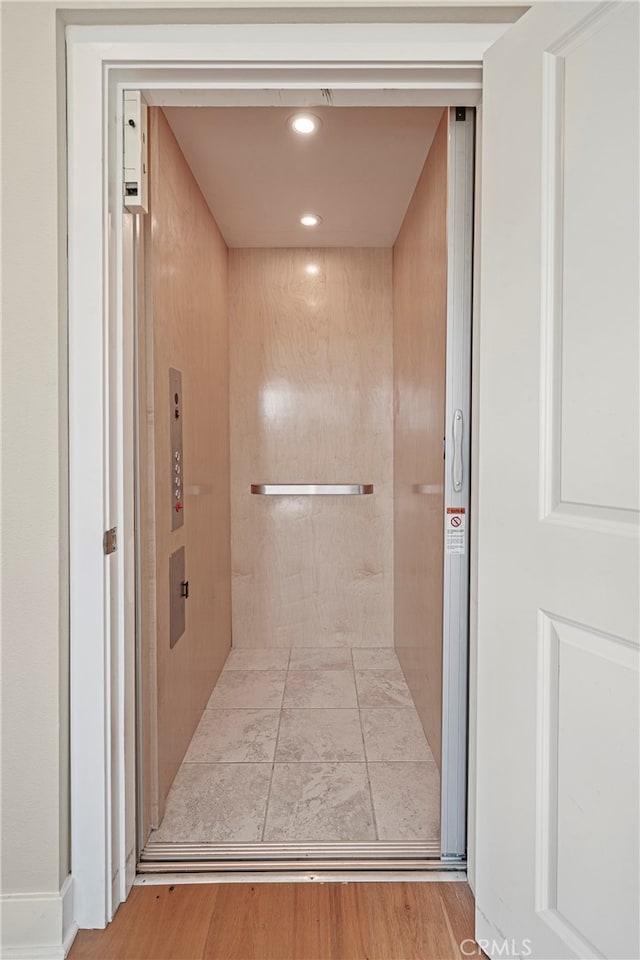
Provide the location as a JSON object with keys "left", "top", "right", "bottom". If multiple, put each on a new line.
{"left": 452, "top": 409, "right": 463, "bottom": 492}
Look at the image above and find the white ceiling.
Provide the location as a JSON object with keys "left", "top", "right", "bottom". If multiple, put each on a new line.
{"left": 163, "top": 106, "right": 443, "bottom": 247}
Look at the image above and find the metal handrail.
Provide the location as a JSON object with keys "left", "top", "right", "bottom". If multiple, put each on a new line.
{"left": 250, "top": 483, "right": 373, "bottom": 496}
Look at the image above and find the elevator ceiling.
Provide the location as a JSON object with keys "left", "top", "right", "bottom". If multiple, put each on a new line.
{"left": 163, "top": 106, "right": 443, "bottom": 248}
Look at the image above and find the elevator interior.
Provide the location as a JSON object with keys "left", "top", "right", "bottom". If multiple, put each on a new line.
{"left": 136, "top": 103, "right": 469, "bottom": 866}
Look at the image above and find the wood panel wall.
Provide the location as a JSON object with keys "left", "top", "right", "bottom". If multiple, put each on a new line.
{"left": 393, "top": 109, "right": 448, "bottom": 769}
{"left": 141, "top": 108, "right": 231, "bottom": 829}
{"left": 229, "top": 248, "right": 393, "bottom": 649}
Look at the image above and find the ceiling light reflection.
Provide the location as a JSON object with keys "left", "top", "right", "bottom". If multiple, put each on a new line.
{"left": 260, "top": 380, "right": 293, "bottom": 424}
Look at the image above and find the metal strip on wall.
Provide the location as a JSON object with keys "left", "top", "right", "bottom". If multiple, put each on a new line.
{"left": 440, "top": 106, "right": 475, "bottom": 859}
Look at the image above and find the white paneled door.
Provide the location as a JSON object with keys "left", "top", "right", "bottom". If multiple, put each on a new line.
{"left": 476, "top": 3, "right": 639, "bottom": 959}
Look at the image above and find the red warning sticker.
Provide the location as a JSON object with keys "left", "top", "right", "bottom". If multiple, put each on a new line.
{"left": 445, "top": 507, "right": 466, "bottom": 555}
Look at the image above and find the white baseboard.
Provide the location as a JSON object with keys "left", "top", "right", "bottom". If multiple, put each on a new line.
{"left": 0, "top": 875, "right": 77, "bottom": 960}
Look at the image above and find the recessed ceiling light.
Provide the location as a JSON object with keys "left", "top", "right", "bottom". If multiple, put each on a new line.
{"left": 300, "top": 214, "right": 322, "bottom": 227}
{"left": 290, "top": 114, "right": 320, "bottom": 135}
{"left": 305, "top": 263, "right": 320, "bottom": 276}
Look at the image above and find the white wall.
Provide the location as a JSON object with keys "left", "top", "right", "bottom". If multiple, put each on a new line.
{"left": 0, "top": 2, "right": 72, "bottom": 953}
{"left": 1, "top": 0, "right": 68, "bottom": 894}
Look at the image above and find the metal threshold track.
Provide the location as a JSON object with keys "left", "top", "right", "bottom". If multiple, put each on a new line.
{"left": 137, "top": 841, "right": 458, "bottom": 874}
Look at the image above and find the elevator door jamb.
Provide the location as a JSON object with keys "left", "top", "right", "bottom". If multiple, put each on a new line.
{"left": 440, "top": 106, "right": 475, "bottom": 859}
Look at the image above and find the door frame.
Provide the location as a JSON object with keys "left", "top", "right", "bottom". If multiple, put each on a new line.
{"left": 442, "top": 107, "right": 474, "bottom": 858}
{"left": 67, "top": 17, "right": 505, "bottom": 930}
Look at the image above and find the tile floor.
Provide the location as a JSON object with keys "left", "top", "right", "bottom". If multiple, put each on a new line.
{"left": 151, "top": 647, "right": 440, "bottom": 845}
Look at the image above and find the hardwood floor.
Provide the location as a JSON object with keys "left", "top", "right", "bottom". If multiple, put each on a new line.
{"left": 70, "top": 881, "right": 477, "bottom": 960}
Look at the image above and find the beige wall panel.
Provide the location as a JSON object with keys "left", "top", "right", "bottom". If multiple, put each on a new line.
{"left": 229, "top": 248, "right": 393, "bottom": 649}
{"left": 146, "top": 109, "right": 231, "bottom": 818}
{"left": 393, "top": 109, "right": 448, "bottom": 769}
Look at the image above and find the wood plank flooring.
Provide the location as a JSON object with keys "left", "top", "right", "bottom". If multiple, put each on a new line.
{"left": 70, "top": 882, "right": 478, "bottom": 960}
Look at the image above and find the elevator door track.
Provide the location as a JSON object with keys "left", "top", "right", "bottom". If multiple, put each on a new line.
{"left": 137, "top": 840, "right": 453, "bottom": 874}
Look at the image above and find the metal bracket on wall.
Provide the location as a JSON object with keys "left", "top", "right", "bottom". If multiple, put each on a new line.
{"left": 169, "top": 547, "right": 187, "bottom": 649}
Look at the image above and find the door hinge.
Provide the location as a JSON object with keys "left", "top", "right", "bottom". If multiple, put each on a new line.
{"left": 103, "top": 527, "right": 118, "bottom": 555}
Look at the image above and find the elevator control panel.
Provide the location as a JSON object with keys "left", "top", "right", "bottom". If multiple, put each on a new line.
{"left": 169, "top": 368, "right": 184, "bottom": 531}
